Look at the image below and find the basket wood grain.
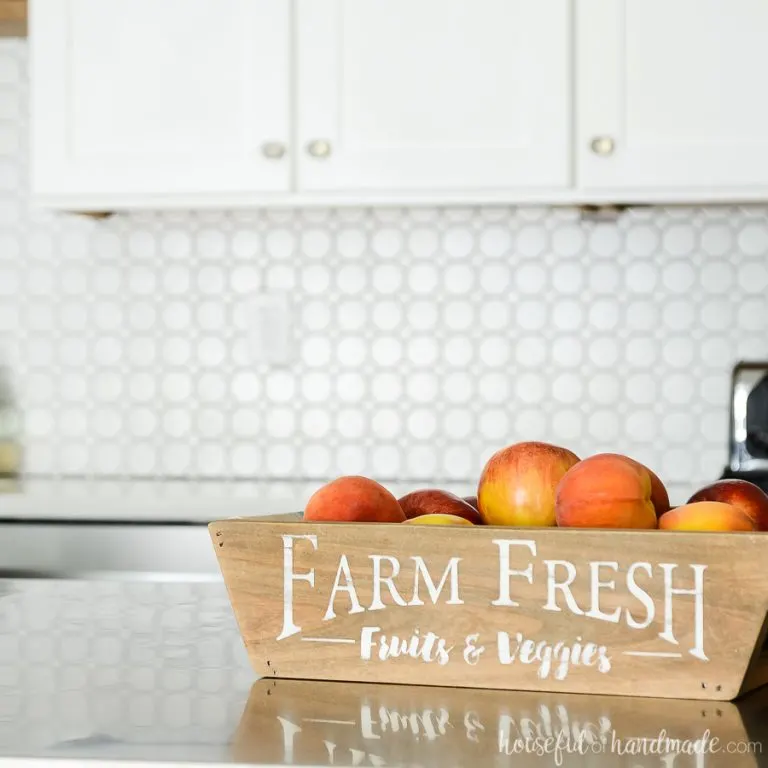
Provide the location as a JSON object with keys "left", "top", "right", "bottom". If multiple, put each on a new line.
{"left": 211, "top": 514, "right": 768, "bottom": 701}
{"left": 0, "top": 0, "right": 26, "bottom": 36}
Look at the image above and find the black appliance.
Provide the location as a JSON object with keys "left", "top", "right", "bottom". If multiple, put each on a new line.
{"left": 721, "top": 361, "right": 768, "bottom": 493}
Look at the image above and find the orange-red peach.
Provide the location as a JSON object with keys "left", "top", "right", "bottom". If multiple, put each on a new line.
{"left": 404, "top": 513, "right": 474, "bottom": 526}
{"left": 478, "top": 441, "right": 580, "bottom": 527}
{"left": 399, "top": 490, "right": 483, "bottom": 525}
{"left": 659, "top": 501, "right": 756, "bottom": 532}
{"left": 304, "top": 476, "right": 405, "bottom": 523}
{"left": 596, "top": 453, "right": 670, "bottom": 517}
{"left": 687, "top": 479, "right": 768, "bottom": 531}
{"left": 555, "top": 454, "right": 657, "bottom": 529}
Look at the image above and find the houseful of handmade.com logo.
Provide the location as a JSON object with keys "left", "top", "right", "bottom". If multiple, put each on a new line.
{"left": 498, "top": 728, "right": 762, "bottom": 765}
{"left": 277, "top": 533, "right": 708, "bottom": 679}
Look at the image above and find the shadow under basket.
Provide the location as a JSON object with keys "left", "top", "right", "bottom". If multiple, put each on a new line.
{"left": 211, "top": 513, "right": 768, "bottom": 702}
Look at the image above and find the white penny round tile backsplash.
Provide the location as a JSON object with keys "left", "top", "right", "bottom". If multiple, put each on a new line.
{"left": 0, "top": 41, "right": 767, "bottom": 501}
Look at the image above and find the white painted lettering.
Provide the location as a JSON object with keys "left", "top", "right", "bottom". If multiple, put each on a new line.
{"left": 368, "top": 555, "right": 408, "bottom": 610}
{"left": 323, "top": 554, "right": 364, "bottom": 621}
{"left": 277, "top": 534, "right": 317, "bottom": 641}
{"left": 360, "top": 626, "right": 381, "bottom": 660}
{"left": 496, "top": 632, "right": 612, "bottom": 679}
{"left": 360, "top": 626, "right": 452, "bottom": 665}
{"left": 409, "top": 556, "right": 463, "bottom": 606}
{"left": 519, "top": 638, "right": 537, "bottom": 664}
{"left": 625, "top": 562, "right": 655, "bottom": 629}
{"left": 492, "top": 539, "right": 537, "bottom": 607}
{"left": 543, "top": 559, "right": 584, "bottom": 615}
{"left": 497, "top": 631, "right": 516, "bottom": 664}
{"left": 658, "top": 563, "right": 708, "bottom": 661}
{"left": 571, "top": 637, "right": 584, "bottom": 664}
{"left": 586, "top": 561, "right": 621, "bottom": 623}
{"left": 581, "top": 643, "right": 597, "bottom": 665}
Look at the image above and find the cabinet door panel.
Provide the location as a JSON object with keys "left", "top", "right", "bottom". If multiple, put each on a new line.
{"left": 297, "top": 0, "right": 571, "bottom": 193}
{"left": 578, "top": 0, "right": 768, "bottom": 191}
{"left": 31, "top": 0, "right": 291, "bottom": 200}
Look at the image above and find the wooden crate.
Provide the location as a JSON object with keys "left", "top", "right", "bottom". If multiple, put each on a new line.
{"left": 0, "top": 0, "right": 26, "bottom": 37}
{"left": 232, "top": 678, "right": 768, "bottom": 767}
{"left": 211, "top": 514, "right": 768, "bottom": 701}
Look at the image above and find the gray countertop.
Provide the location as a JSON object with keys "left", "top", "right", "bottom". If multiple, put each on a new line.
{"left": 0, "top": 578, "right": 251, "bottom": 765}
{"left": 1, "top": 578, "right": 766, "bottom": 767}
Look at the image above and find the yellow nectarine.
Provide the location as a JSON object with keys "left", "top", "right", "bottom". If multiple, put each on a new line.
{"left": 404, "top": 514, "right": 474, "bottom": 526}
{"left": 688, "top": 479, "right": 768, "bottom": 531}
{"left": 659, "top": 501, "right": 756, "bottom": 532}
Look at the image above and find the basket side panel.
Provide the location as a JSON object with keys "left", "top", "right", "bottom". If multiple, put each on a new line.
{"left": 740, "top": 611, "right": 768, "bottom": 696}
{"left": 213, "top": 521, "right": 768, "bottom": 701}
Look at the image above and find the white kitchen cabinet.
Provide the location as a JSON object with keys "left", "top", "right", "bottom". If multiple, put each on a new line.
{"left": 577, "top": 0, "right": 768, "bottom": 195}
{"left": 296, "top": 0, "right": 571, "bottom": 194}
{"left": 30, "top": 0, "right": 291, "bottom": 205}
{"left": 29, "top": 0, "right": 768, "bottom": 209}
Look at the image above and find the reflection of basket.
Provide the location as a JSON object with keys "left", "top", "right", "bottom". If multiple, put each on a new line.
{"left": 211, "top": 514, "right": 768, "bottom": 701}
{"left": 232, "top": 679, "right": 768, "bottom": 768}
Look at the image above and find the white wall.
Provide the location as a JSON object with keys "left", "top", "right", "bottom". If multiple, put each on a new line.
{"left": 0, "top": 41, "right": 767, "bottom": 502}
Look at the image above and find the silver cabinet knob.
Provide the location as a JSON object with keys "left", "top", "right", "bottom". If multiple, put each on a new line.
{"left": 590, "top": 136, "right": 615, "bottom": 156}
{"left": 262, "top": 141, "right": 286, "bottom": 160}
{"left": 307, "top": 139, "right": 332, "bottom": 159}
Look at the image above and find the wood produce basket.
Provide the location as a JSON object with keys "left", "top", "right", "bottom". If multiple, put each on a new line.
{"left": 210, "top": 514, "right": 768, "bottom": 702}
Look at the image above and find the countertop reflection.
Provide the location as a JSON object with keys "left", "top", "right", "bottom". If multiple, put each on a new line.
{"left": 234, "top": 678, "right": 768, "bottom": 768}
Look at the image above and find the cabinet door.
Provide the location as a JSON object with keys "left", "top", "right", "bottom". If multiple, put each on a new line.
{"left": 31, "top": 0, "right": 291, "bottom": 204}
{"left": 578, "top": 0, "right": 768, "bottom": 193}
{"left": 296, "top": 0, "right": 571, "bottom": 194}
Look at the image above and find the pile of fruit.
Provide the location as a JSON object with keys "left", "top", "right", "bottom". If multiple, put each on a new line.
{"left": 303, "top": 441, "right": 768, "bottom": 532}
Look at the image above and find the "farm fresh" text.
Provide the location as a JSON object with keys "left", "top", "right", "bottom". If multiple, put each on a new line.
{"left": 276, "top": 535, "right": 708, "bottom": 663}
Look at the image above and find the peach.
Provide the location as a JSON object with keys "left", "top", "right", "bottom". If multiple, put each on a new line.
{"left": 596, "top": 453, "right": 670, "bottom": 517}
{"left": 399, "top": 490, "right": 483, "bottom": 525}
{"left": 304, "top": 476, "right": 405, "bottom": 523}
{"left": 687, "top": 479, "right": 768, "bottom": 531}
{"left": 555, "top": 454, "right": 657, "bottom": 529}
{"left": 404, "top": 513, "right": 474, "bottom": 526}
{"left": 478, "top": 441, "right": 580, "bottom": 526}
{"left": 659, "top": 501, "right": 756, "bottom": 532}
